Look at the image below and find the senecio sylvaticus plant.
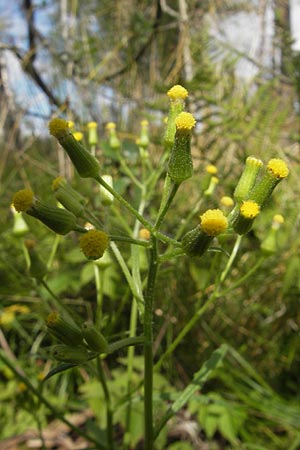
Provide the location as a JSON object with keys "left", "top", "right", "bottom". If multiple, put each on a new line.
{"left": 9, "top": 85, "right": 289, "bottom": 450}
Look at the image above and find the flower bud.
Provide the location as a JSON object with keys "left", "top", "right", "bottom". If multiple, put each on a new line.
{"left": 27, "top": 200, "right": 80, "bottom": 235}
{"left": 81, "top": 322, "right": 108, "bottom": 353}
{"left": 234, "top": 156, "right": 263, "bottom": 203}
{"left": 138, "top": 120, "right": 150, "bottom": 149}
{"left": 46, "top": 311, "right": 83, "bottom": 345}
{"left": 205, "top": 164, "right": 218, "bottom": 175}
{"left": 164, "top": 85, "right": 189, "bottom": 150}
{"left": 12, "top": 189, "right": 34, "bottom": 212}
{"left": 80, "top": 229, "right": 109, "bottom": 260}
{"left": 106, "top": 122, "right": 121, "bottom": 150}
{"left": 248, "top": 159, "right": 289, "bottom": 207}
{"left": 167, "top": 112, "right": 196, "bottom": 183}
{"left": 260, "top": 214, "right": 284, "bottom": 255}
{"left": 49, "top": 118, "right": 101, "bottom": 179}
{"left": 204, "top": 176, "right": 219, "bottom": 196}
{"left": 182, "top": 209, "right": 228, "bottom": 257}
{"left": 11, "top": 205, "right": 29, "bottom": 237}
{"left": 99, "top": 174, "right": 114, "bottom": 206}
{"left": 232, "top": 200, "right": 260, "bottom": 235}
{"left": 220, "top": 196, "right": 234, "bottom": 208}
{"left": 51, "top": 344, "right": 90, "bottom": 364}
{"left": 87, "top": 122, "right": 98, "bottom": 145}
{"left": 52, "top": 176, "right": 86, "bottom": 216}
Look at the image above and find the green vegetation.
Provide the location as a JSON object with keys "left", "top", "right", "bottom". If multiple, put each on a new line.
{"left": 1, "top": 1, "right": 300, "bottom": 449}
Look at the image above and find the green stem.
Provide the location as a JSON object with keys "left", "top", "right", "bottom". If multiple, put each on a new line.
{"left": 119, "top": 154, "right": 143, "bottom": 189}
{"left": 218, "top": 234, "right": 243, "bottom": 286}
{"left": 155, "top": 181, "right": 180, "bottom": 229}
{"left": 95, "top": 175, "right": 151, "bottom": 230}
{"left": 110, "top": 242, "right": 144, "bottom": 313}
{"left": 94, "top": 264, "right": 104, "bottom": 328}
{"left": 124, "top": 299, "right": 139, "bottom": 445}
{"left": 21, "top": 240, "right": 30, "bottom": 270}
{"left": 220, "top": 255, "right": 265, "bottom": 296}
{"left": 40, "top": 279, "right": 82, "bottom": 324}
{"left": 155, "top": 234, "right": 243, "bottom": 372}
{"left": 154, "top": 292, "right": 218, "bottom": 372}
{"left": 125, "top": 190, "right": 146, "bottom": 441}
{"left": 109, "top": 234, "right": 150, "bottom": 247}
{"left": 97, "top": 357, "right": 114, "bottom": 450}
{"left": 96, "top": 176, "right": 180, "bottom": 247}
{"left": 144, "top": 236, "right": 158, "bottom": 450}
{"left": 158, "top": 247, "right": 185, "bottom": 263}
{"left": 107, "top": 336, "right": 144, "bottom": 354}
{"left": 0, "top": 351, "right": 106, "bottom": 449}
{"left": 110, "top": 204, "right": 132, "bottom": 235}
{"left": 47, "top": 234, "right": 61, "bottom": 270}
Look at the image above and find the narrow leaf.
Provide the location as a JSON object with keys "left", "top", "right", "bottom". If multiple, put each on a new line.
{"left": 154, "top": 344, "right": 228, "bottom": 439}
{"left": 43, "top": 363, "right": 77, "bottom": 381}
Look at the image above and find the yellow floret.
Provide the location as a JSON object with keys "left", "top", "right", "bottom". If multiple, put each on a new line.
{"left": 206, "top": 164, "right": 218, "bottom": 175}
{"left": 140, "top": 120, "right": 149, "bottom": 127}
{"left": 200, "top": 209, "right": 228, "bottom": 236}
{"left": 175, "top": 112, "right": 196, "bottom": 131}
{"left": 267, "top": 158, "right": 289, "bottom": 178}
{"left": 12, "top": 189, "right": 34, "bottom": 212}
{"left": 106, "top": 122, "right": 116, "bottom": 130}
{"left": 80, "top": 230, "right": 109, "bottom": 260}
{"left": 52, "top": 176, "right": 66, "bottom": 191}
{"left": 240, "top": 201, "right": 260, "bottom": 219}
{"left": 167, "top": 85, "right": 189, "bottom": 100}
{"left": 49, "top": 118, "right": 69, "bottom": 139}
{"left": 87, "top": 121, "right": 98, "bottom": 129}
{"left": 221, "top": 196, "right": 234, "bottom": 207}
{"left": 73, "top": 131, "right": 83, "bottom": 141}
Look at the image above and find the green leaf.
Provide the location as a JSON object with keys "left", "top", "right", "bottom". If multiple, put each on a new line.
{"left": 154, "top": 344, "right": 228, "bottom": 439}
{"left": 43, "top": 363, "right": 77, "bottom": 381}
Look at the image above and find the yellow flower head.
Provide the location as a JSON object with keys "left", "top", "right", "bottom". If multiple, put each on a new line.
{"left": 6, "top": 304, "right": 30, "bottom": 314}
{"left": 12, "top": 189, "right": 34, "bottom": 212}
{"left": 273, "top": 214, "right": 284, "bottom": 224}
{"left": 87, "top": 121, "right": 98, "bottom": 129}
{"left": 106, "top": 122, "right": 116, "bottom": 130}
{"left": 206, "top": 164, "right": 218, "bottom": 175}
{"left": 267, "top": 158, "right": 289, "bottom": 178}
{"left": 167, "top": 85, "right": 189, "bottom": 100}
{"left": 221, "top": 196, "right": 234, "bottom": 207}
{"left": 211, "top": 176, "right": 219, "bottom": 184}
{"left": 68, "top": 121, "right": 74, "bottom": 129}
{"left": 49, "top": 118, "right": 69, "bottom": 139}
{"left": 80, "top": 230, "right": 109, "bottom": 260}
{"left": 200, "top": 209, "right": 228, "bottom": 236}
{"left": 140, "top": 120, "right": 149, "bottom": 127}
{"left": 240, "top": 201, "right": 260, "bottom": 219}
{"left": 175, "top": 112, "right": 196, "bottom": 131}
